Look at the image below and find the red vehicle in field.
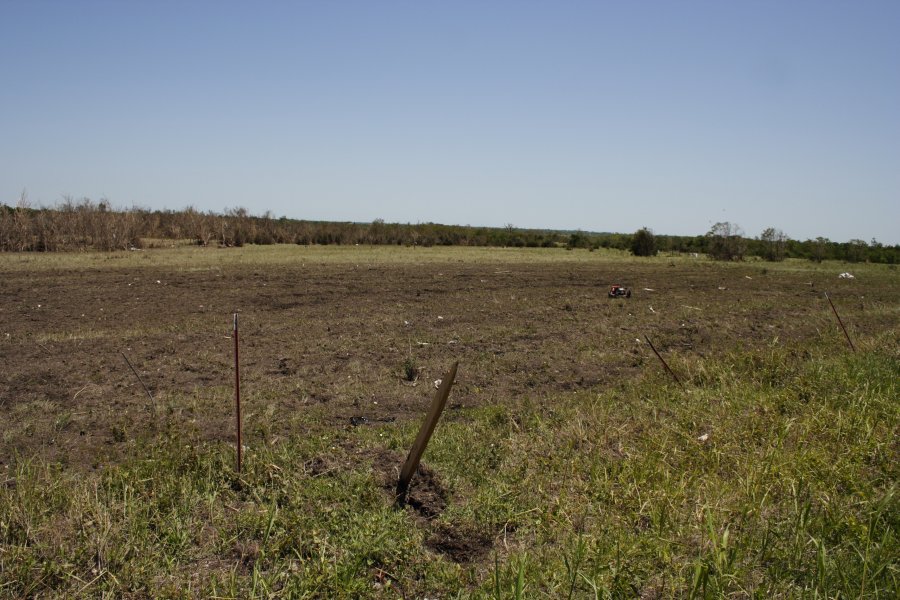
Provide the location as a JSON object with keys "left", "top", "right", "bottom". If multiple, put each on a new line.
{"left": 608, "top": 284, "right": 632, "bottom": 298}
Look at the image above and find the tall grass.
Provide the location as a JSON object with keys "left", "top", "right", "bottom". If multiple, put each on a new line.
{"left": 2, "top": 338, "right": 896, "bottom": 597}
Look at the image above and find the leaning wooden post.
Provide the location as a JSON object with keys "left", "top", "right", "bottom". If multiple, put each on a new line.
{"left": 396, "top": 361, "right": 459, "bottom": 504}
{"left": 824, "top": 292, "right": 856, "bottom": 352}
{"left": 233, "top": 313, "right": 243, "bottom": 473}
{"left": 644, "top": 335, "right": 683, "bottom": 387}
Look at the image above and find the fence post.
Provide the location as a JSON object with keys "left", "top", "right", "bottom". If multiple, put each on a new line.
{"left": 825, "top": 292, "right": 855, "bottom": 352}
{"left": 396, "top": 361, "right": 459, "bottom": 504}
{"left": 644, "top": 335, "right": 683, "bottom": 387}
{"left": 233, "top": 313, "right": 242, "bottom": 473}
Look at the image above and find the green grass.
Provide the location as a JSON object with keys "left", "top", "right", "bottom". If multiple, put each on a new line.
{"left": 7, "top": 242, "right": 847, "bottom": 274}
{"left": 2, "top": 336, "right": 896, "bottom": 598}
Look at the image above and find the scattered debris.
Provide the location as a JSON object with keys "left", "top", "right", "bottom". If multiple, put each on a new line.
{"left": 649, "top": 306, "right": 656, "bottom": 313}
{"left": 643, "top": 288, "right": 655, "bottom": 292}
{"left": 745, "top": 276, "right": 752, "bottom": 280}
{"left": 433, "top": 379, "right": 442, "bottom": 389}
{"left": 697, "top": 433, "right": 709, "bottom": 442}
{"left": 838, "top": 272, "right": 855, "bottom": 279}
{"left": 718, "top": 286, "right": 727, "bottom": 290}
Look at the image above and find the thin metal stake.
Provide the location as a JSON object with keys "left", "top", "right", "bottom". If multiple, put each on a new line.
{"left": 233, "top": 313, "right": 242, "bottom": 473}
{"left": 825, "top": 292, "right": 855, "bottom": 352}
{"left": 121, "top": 351, "right": 154, "bottom": 403}
{"left": 644, "top": 335, "right": 683, "bottom": 387}
{"left": 397, "top": 361, "right": 459, "bottom": 504}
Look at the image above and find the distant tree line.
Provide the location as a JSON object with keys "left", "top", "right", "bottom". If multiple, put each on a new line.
{"left": 0, "top": 200, "right": 897, "bottom": 263}
{"left": 622, "top": 222, "right": 897, "bottom": 264}
{"left": 0, "top": 199, "right": 566, "bottom": 251}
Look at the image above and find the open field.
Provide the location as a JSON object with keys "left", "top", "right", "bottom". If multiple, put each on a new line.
{"left": 1, "top": 245, "right": 898, "bottom": 598}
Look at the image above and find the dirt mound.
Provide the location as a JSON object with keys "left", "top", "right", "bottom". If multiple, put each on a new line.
{"left": 365, "top": 447, "right": 494, "bottom": 562}
{"left": 368, "top": 448, "right": 448, "bottom": 519}
{"left": 403, "top": 465, "right": 447, "bottom": 519}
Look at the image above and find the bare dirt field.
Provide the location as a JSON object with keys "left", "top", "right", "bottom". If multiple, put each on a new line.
{"left": 2, "top": 245, "right": 892, "bottom": 470}
{"left": 1, "top": 245, "right": 898, "bottom": 597}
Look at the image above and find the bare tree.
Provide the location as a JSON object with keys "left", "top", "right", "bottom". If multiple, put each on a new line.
{"left": 760, "top": 227, "right": 787, "bottom": 261}
{"left": 706, "top": 221, "right": 746, "bottom": 261}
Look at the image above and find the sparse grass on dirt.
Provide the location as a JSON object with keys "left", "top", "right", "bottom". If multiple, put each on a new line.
{"left": 1, "top": 245, "right": 897, "bottom": 598}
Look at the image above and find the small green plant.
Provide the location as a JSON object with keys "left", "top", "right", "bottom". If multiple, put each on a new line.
{"left": 402, "top": 356, "right": 418, "bottom": 381}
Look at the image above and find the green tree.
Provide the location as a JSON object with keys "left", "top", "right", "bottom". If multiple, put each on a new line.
{"left": 630, "top": 227, "right": 657, "bottom": 256}
{"left": 810, "top": 236, "right": 830, "bottom": 263}
{"left": 846, "top": 239, "right": 868, "bottom": 263}
{"left": 567, "top": 230, "right": 591, "bottom": 249}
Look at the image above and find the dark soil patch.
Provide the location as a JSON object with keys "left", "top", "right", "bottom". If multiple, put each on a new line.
{"left": 426, "top": 522, "right": 494, "bottom": 563}
{"left": 403, "top": 465, "right": 448, "bottom": 519}
{"left": 368, "top": 448, "right": 448, "bottom": 519}
{"left": 366, "top": 447, "right": 493, "bottom": 562}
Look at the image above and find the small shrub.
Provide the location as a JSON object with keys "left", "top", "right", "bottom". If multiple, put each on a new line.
{"left": 402, "top": 357, "right": 418, "bottom": 382}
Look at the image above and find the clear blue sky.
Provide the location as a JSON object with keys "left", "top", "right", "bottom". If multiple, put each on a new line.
{"left": 2, "top": 1, "right": 898, "bottom": 244}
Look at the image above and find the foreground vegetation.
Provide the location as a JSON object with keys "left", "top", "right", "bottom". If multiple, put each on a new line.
{"left": 2, "top": 334, "right": 896, "bottom": 597}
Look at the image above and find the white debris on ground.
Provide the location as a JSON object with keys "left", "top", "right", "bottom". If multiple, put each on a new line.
{"left": 643, "top": 288, "right": 655, "bottom": 291}
{"left": 839, "top": 272, "right": 855, "bottom": 279}
{"left": 697, "top": 433, "right": 710, "bottom": 442}
{"left": 433, "top": 379, "right": 442, "bottom": 389}
{"left": 649, "top": 306, "right": 656, "bottom": 313}
{"left": 745, "top": 276, "right": 752, "bottom": 279}
{"left": 718, "top": 286, "right": 727, "bottom": 290}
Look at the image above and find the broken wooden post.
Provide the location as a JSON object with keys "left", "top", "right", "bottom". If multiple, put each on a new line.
{"left": 396, "top": 361, "right": 459, "bottom": 504}
{"left": 824, "top": 292, "right": 855, "bottom": 352}
{"left": 644, "top": 335, "right": 683, "bottom": 387}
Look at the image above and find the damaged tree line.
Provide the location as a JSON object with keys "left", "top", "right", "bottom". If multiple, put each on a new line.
{"left": 1, "top": 200, "right": 897, "bottom": 263}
